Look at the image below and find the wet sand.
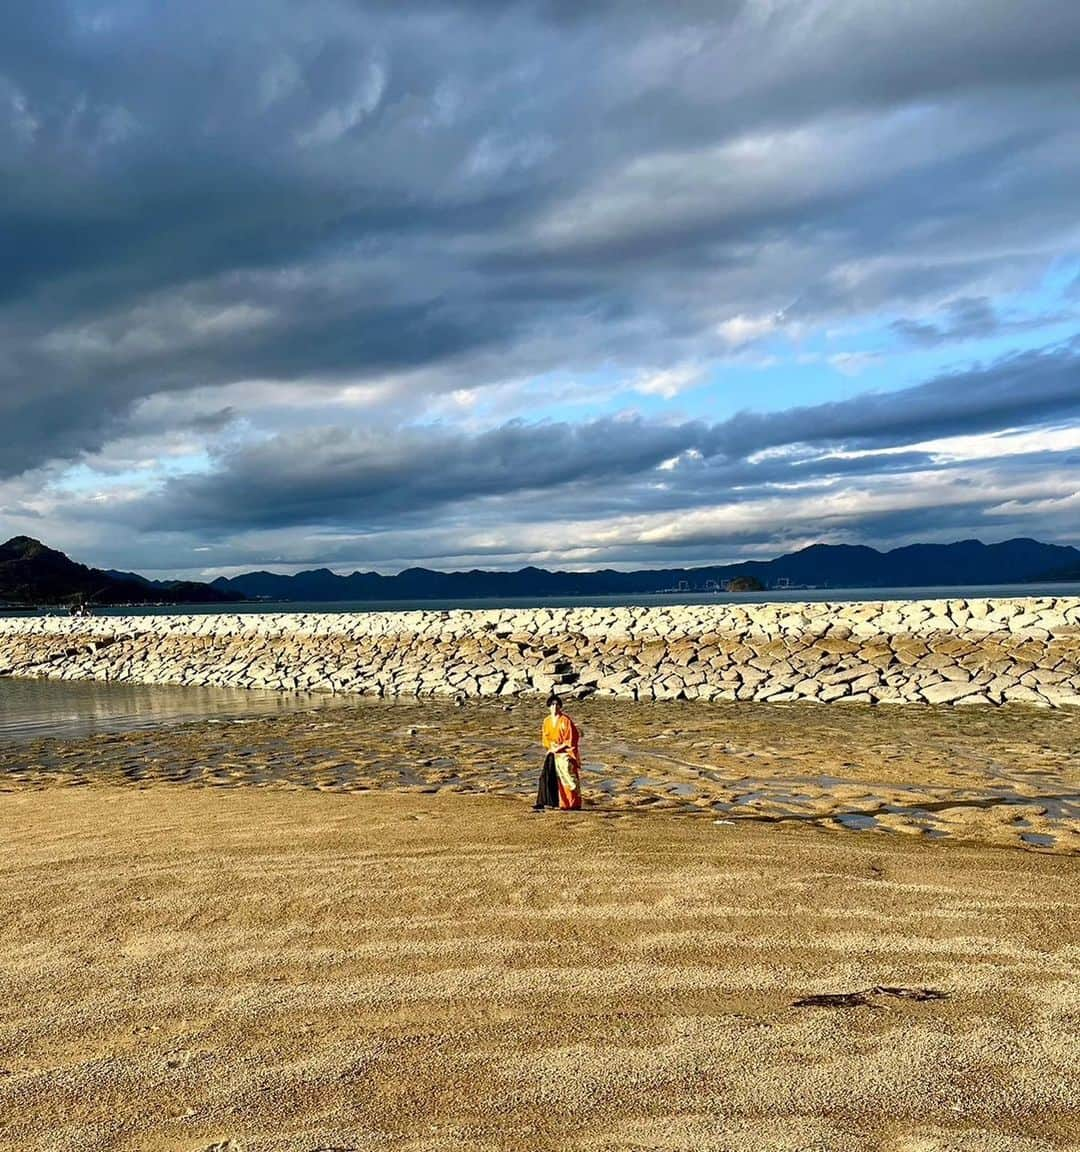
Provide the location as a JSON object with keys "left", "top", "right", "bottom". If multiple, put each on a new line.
{"left": 3, "top": 698, "right": 1078, "bottom": 853}
{"left": 1, "top": 785, "right": 1078, "bottom": 1151}
{"left": 1, "top": 700, "right": 1078, "bottom": 1150}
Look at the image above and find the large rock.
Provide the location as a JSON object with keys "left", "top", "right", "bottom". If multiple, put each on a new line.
{"left": 920, "top": 681, "right": 983, "bottom": 704}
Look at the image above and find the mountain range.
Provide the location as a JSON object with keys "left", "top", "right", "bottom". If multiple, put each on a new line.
{"left": 210, "top": 537, "right": 1080, "bottom": 602}
{"left": 0, "top": 537, "right": 241, "bottom": 606}
{"left": 2, "top": 536, "right": 1077, "bottom": 609}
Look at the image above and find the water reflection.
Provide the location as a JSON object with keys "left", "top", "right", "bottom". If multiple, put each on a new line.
{"left": 0, "top": 676, "right": 342, "bottom": 743}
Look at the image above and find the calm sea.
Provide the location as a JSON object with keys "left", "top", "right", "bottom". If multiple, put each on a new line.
{"left": 3, "top": 582, "right": 1079, "bottom": 619}
{"left": 0, "top": 677, "right": 345, "bottom": 745}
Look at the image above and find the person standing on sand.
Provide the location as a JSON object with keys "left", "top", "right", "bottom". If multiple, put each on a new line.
{"left": 534, "top": 694, "right": 582, "bottom": 810}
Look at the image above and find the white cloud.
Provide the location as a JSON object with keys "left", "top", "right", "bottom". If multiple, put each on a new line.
{"left": 633, "top": 364, "right": 705, "bottom": 399}
{"left": 716, "top": 313, "right": 782, "bottom": 347}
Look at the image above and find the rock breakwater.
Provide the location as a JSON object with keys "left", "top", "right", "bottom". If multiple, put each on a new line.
{"left": 2, "top": 596, "right": 1079, "bottom": 706}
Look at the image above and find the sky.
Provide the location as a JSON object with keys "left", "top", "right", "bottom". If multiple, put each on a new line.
{"left": 1, "top": 0, "right": 1078, "bottom": 578}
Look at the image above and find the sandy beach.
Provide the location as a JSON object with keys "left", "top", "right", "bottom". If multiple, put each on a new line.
{"left": 1, "top": 701, "right": 1078, "bottom": 1151}
{"left": 6, "top": 0, "right": 1080, "bottom": 1146}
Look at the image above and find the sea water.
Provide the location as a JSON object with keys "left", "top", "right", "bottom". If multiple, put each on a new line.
{"left": 3, "top": 581, "right": 1078, "bottom": 619}
{"left": 0, "top": 676, "right": 343, "bottom": 744}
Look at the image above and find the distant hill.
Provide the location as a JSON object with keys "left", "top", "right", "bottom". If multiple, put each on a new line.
{"left": 1034, "top": 564, "right": 1080, "bottom": 583}
{"left": 102, "top": 568, "right": 243, "bottom": 604}
{"left": 0, "top": 537, "right": 243, "bottom": 607}
{"left": 210, "top": 537, "right": 1080, "bottom": 602}
{"left": 4, "top": 535, "right": 1076, "bottom": 609}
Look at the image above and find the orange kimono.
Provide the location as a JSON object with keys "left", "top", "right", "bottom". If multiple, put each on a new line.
{"left": 541, "top": 713, "right": 582, "bottom": 809}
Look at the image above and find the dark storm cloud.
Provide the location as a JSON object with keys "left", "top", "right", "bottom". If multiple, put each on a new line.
{"left": 122, "top": 338, "right": 1079, "bottom": 534}
{"left": 2, "top": 0, "right": 1080, "bottom": 480}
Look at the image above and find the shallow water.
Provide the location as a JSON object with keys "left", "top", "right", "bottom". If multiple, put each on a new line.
{"left": 1021, "top": 832, "right": 1056, "bottom": 847}
{"left": 0, "top": 676, "right": 344, "bottom": 743}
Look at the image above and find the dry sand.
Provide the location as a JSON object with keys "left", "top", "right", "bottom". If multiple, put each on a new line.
{"left": 1, "top": 778, "right": 1078, "bottom": 1151}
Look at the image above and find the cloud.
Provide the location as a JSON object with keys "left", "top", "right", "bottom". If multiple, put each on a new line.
{"left": 56, "top": 338, "right": 1076, "bottom": 546}
{"left": 633, "top": 364, "right": 705, "bottom": 398}
{"left": 716, "top": 314, "right": 784, "bottom": 347}
{"left": 0, "top": 1, "right": 1078, "bottom": 571}
{"left": 891, "top": 295, "right": 1072, "bottom": 346}
{"left": 708, "top": 339, "right": 1080, "bottom": 457}
{"left": 1, "top": 7, "right": 1077, "bottom": 440}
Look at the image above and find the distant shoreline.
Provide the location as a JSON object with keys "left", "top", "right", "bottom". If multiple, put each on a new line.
{"left": 4, "top": 579, "right": 1080, "bottom": 618}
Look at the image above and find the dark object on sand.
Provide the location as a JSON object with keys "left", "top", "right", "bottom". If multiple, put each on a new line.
{"left": 794, "top": 985, "right": 949, "bottom": 1009}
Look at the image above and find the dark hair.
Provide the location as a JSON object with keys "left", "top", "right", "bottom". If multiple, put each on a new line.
{"left": 546, "top": 693, "right": 562, "bottom": 707}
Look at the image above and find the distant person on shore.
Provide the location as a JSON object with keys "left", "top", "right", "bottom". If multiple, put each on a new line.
{"left": 534, "top": 694, "right": 582, "bottom": 811}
